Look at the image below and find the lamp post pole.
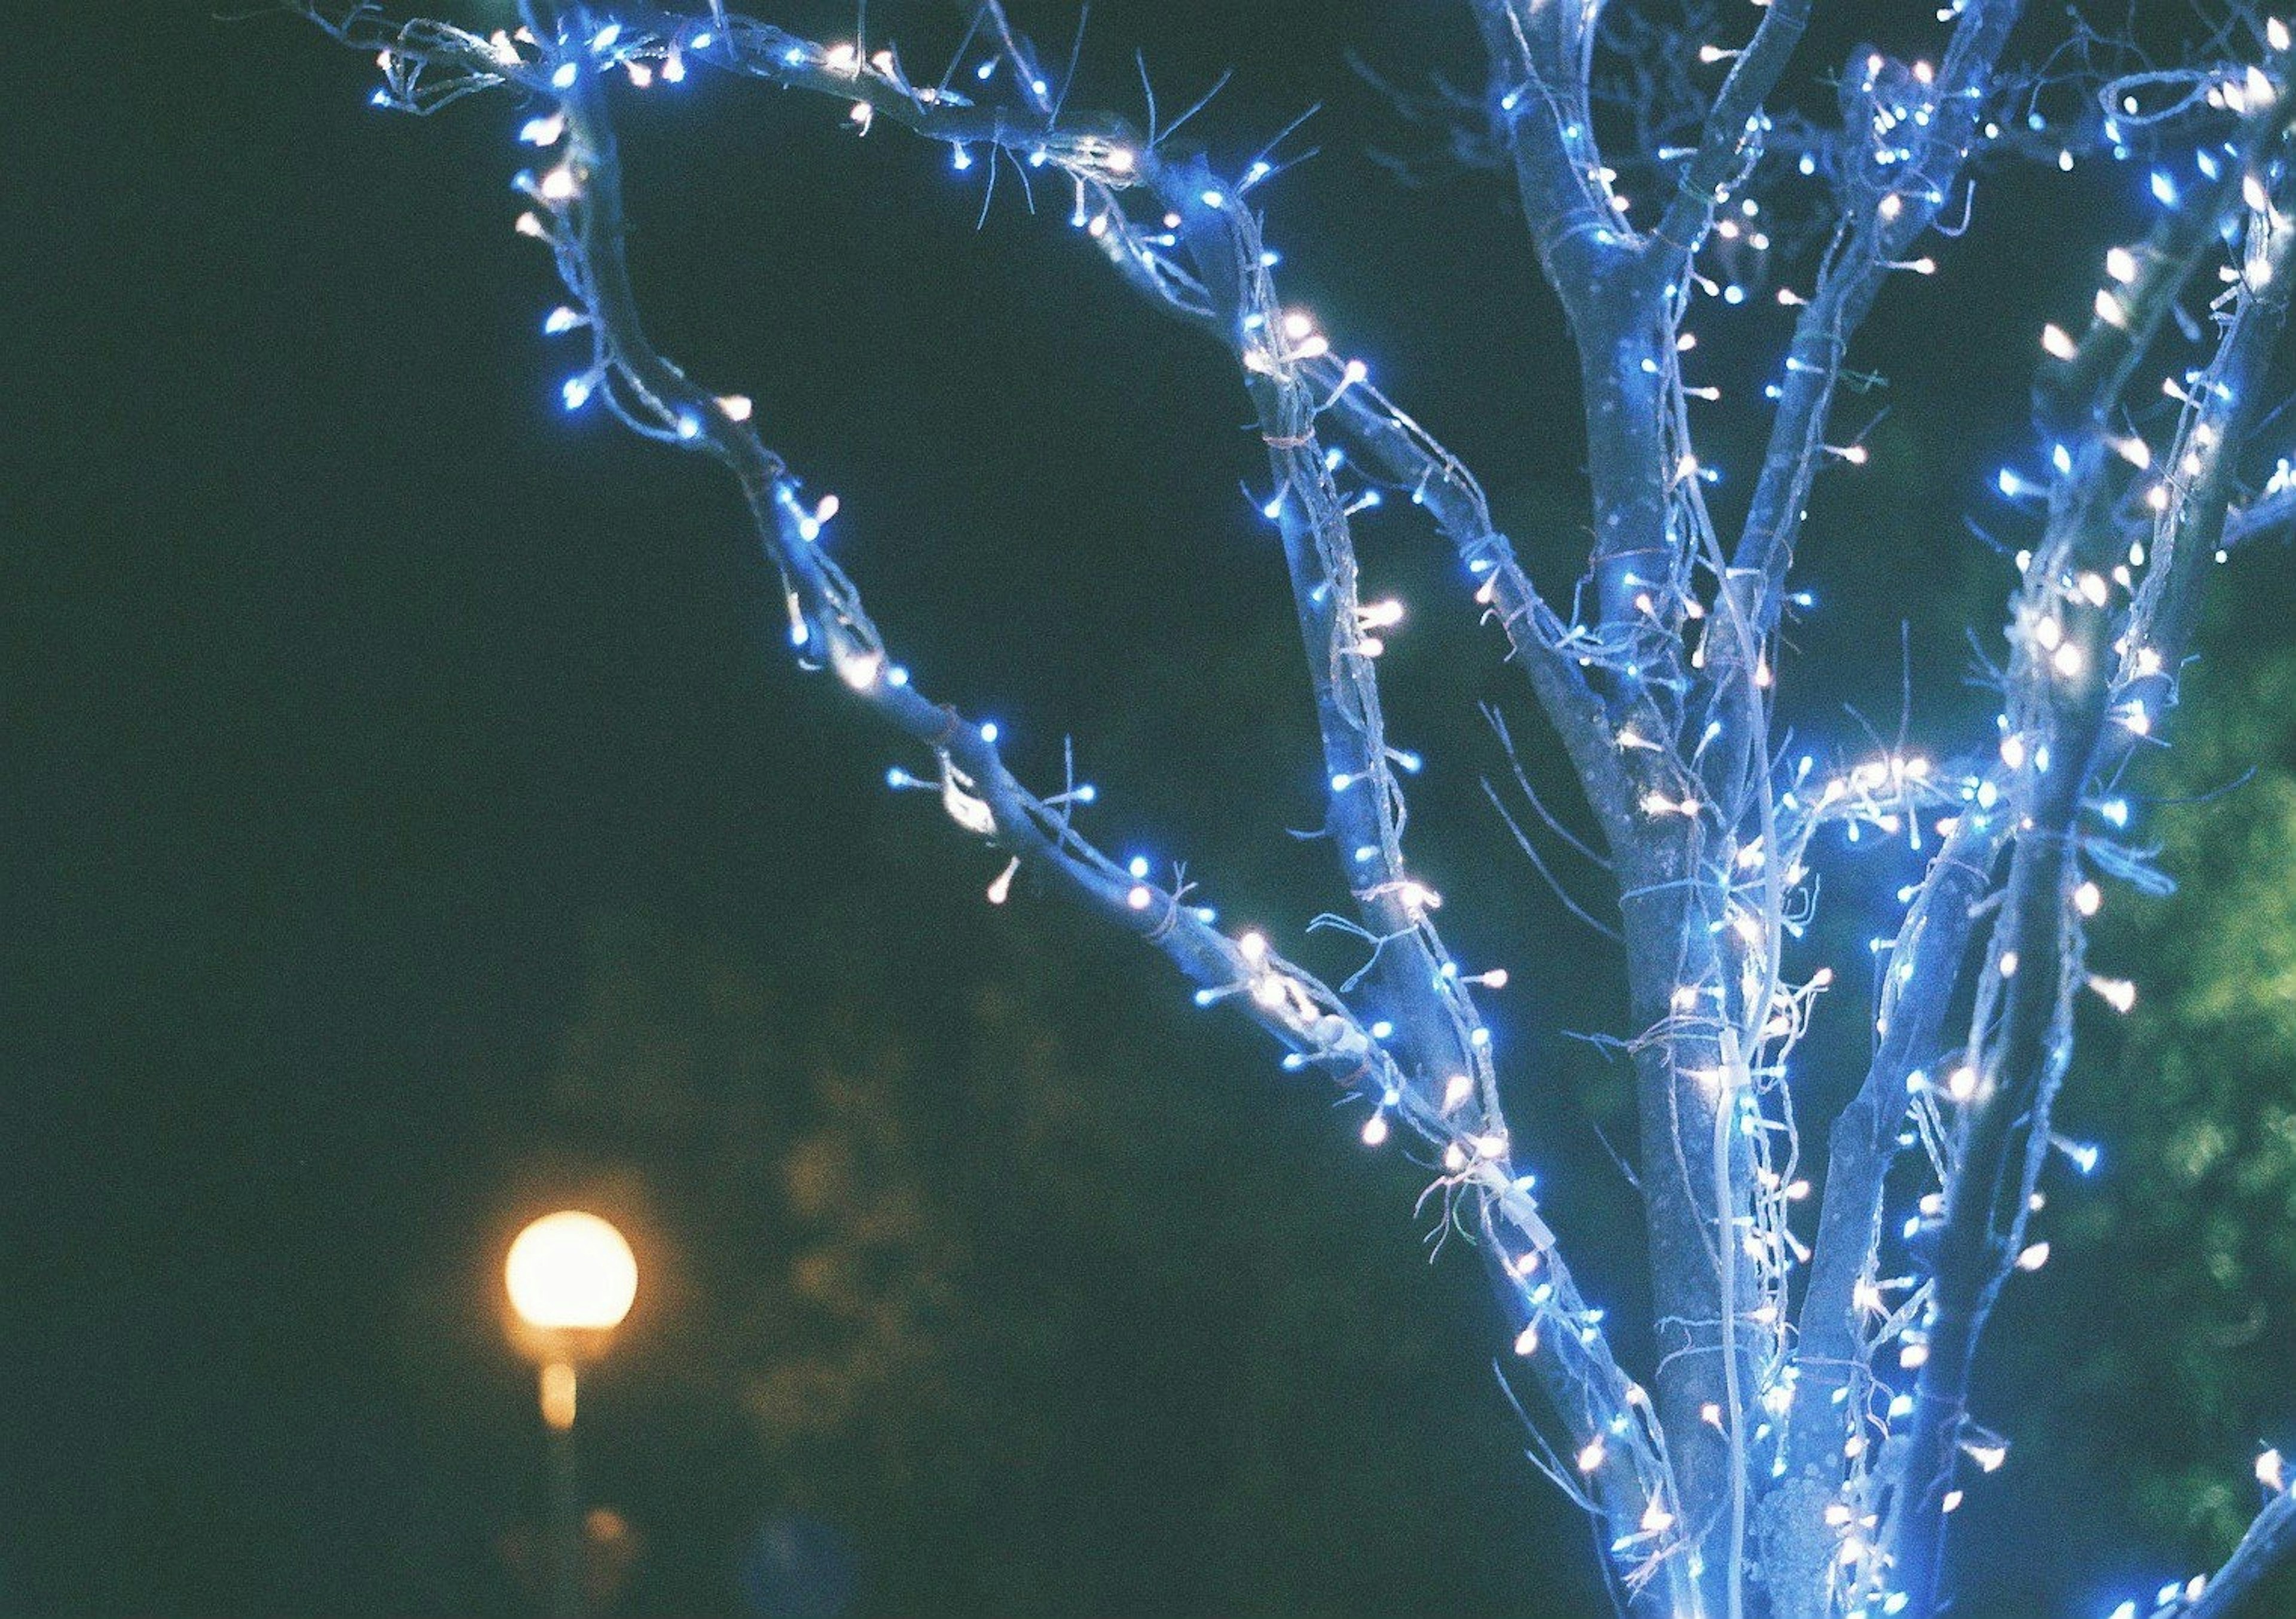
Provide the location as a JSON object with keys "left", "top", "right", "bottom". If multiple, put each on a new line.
{"left": 541, "top": 1359, "right": 583, "bottom": 1619}
{"left": 506, "top": 1211, "right": 638, "bottom": 1619}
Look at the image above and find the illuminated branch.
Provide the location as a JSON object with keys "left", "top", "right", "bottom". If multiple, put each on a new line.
{"left": 1315, "top": 376, "right": 1637, "bottom": 843}
{"left": 1770, "top": 63, "right": 2288, "bottom": 1606}
{"left": 1885, "top": 91, "right": 2296, "bottom": 1619}
{"left": 1145, "top": 143, "right": 1700, "bottom": 1568}
{"left": 1648, "top": 0, "right": 1813, "bottom": 272}
{"left": 1465, "top": 0, "right": 1632, "bottom": 332}
{"left": 2151, "top": 1474, "right": 2296, "bottom": 1618}
{"left": 316, "top": 0, "right": 1641, "bottom": 853}
{"left": 1766, "top": 800, "right": 2007, "bottom": 1617}
{"left": 1731, "top": 0, "right": 2025, "bottom": 643}
{"left": 2224, "top": 470, "right": 2296, "bottom": 548}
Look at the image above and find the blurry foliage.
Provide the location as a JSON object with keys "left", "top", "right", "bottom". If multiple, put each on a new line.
{"left": 528, "top": 908, "right": 1583, "bottom": 1616}
{"left": 1992, "top": 607, "right": 2296, "bottom": 1599}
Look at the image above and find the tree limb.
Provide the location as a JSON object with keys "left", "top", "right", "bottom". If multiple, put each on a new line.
{"left": 1886, "top": 98, "right": 2296, "bottom": 1619}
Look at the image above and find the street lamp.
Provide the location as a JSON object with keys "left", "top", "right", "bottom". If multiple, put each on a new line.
{"left": 506, "top": 1211, "right": 636, "bottom": 1619}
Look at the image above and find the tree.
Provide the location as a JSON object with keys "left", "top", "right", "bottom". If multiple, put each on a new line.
{"left": 287, "top": 2, "right": 2296, "bottom": 1613}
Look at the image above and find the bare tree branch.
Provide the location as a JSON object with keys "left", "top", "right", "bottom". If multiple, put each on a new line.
{"left": 1648, "top": 0, "right": 1815, "bottom": 274}
{"left": 2159, "top": 1482, "right": 2296, "bottom": 1619}
{"left": 1730, "top": 0, "right": 2026, "bottom": 643}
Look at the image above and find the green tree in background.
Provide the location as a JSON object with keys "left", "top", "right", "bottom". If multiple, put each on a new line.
{"left": 2014, "top": 622, "right": 2296, "bottom": 1588}
{"left": 524, "top": 909, "right": 1585, "bottom": 1615}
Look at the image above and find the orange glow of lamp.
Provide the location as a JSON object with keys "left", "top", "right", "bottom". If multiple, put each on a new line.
{"left": 506, "top": 1211, "right": 636, "bottom": 1428}
{"left": 506, "top": 1211, "right": 636, "bottom": 1619}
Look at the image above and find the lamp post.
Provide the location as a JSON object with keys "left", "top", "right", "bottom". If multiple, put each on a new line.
{"left": 506, "top": 1210, "right": 637, "bottom": 1619}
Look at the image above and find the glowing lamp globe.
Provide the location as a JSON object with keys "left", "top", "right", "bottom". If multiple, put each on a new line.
{"left": 506, "top": 1211, "right": 637, "bottom": 1334}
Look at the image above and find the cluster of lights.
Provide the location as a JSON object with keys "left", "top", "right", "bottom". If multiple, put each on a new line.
{"left": 330, "top": 5, "right": 2296, "bottom": 1611}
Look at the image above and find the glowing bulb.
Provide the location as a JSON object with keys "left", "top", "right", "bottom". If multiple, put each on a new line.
{"left": 506, "top": 1211, "right": 637, "bottom": 1332}
{"left": 833, "top": 646, "right": 883, "bottom": 691}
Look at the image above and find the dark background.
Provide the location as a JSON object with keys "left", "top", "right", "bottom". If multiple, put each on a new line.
{"left": 10, "top": 2, "right": 2296, "bottom": 1615}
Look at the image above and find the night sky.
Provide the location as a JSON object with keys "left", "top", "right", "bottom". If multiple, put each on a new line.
{"left": 11, "top": 3, "right": 2295, "bottom": 1615}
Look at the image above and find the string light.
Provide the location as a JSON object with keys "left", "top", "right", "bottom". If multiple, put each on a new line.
{"left": 317, "top": 12, "right": 2296, "bottom": 1612}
